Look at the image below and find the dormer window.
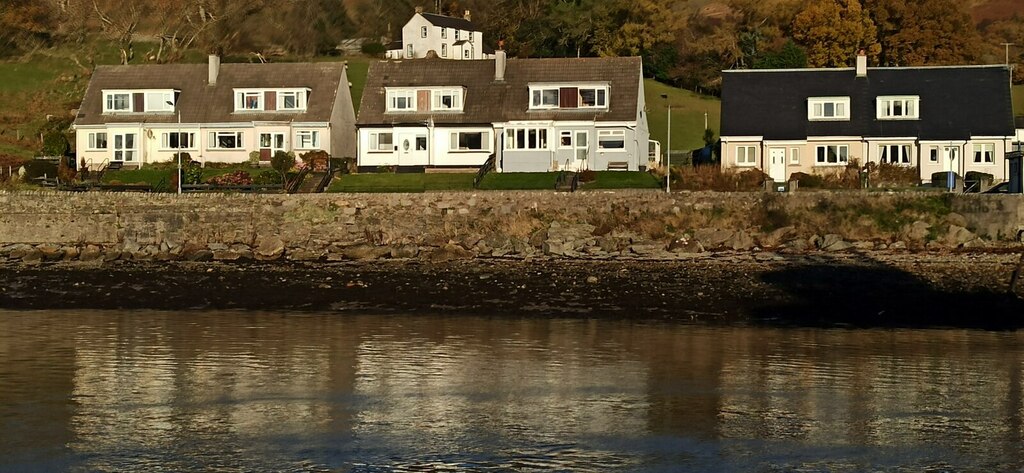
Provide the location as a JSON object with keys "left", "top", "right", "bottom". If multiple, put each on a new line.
{"left": 278, "top": 90, "right": 308, "bottom": 111}
{"left": 877, "top": 96, "right": 919, "bottom": 120}
{"left": 145, "top": 91, "right": 175, "bottom": 112}
{"left": 808, "top": 97, "right": 850, "bottom": 121}
{"left": 431, "top": 89, "right": 463, "bottom": 111}
{"left": 235, "top": 90, "right": 263, "bottom": 111}
{"left": 529, "top": 85, "right": 609, "bottom": 110}
{"left": 386, "top": 89, "right": 416, "bottom": 112}
{"left": 103, "top": 92, "right": 132, "bottom": 112}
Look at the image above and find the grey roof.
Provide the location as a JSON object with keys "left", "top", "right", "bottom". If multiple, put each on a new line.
{"left": 721, "top": 65, "right": 1015, "bottom": 140}
{"left": 356, "top": 56, "right": 642, "bottom": 126}
{"left": 74, "top": 62, "right": 348, "bottom": 126}
{"left": 421, "top": 13, "right": 478, "bottom": 31}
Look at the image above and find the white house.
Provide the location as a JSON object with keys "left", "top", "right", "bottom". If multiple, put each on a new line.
{"left": 720, "top": 53, "right": 1017, "bottom": 185}
{"left": 356, "top": 52, "right": 651, "bottom": 173}
{"left": 385, "top": 8, "right": 493, "bottom": 61}
{"left": 72, "top": 56, "right": 356, "bottom": 168}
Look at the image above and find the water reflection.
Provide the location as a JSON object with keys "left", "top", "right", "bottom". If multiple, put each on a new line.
{"left": 1, "top": 311, "right": 1023, "bottom": 471}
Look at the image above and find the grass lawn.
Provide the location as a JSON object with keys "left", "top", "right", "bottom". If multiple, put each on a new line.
{"left": 477, "top": 172, "right": 559, "bottom": 190}
{"left": 581, "top": 171, "right": 661, "bottom": 190}
{"left": 644, "top": 79, "right": 721, "bottom": 158}
{"left": 328, "top": 172, "right": 475, "bottom": 193}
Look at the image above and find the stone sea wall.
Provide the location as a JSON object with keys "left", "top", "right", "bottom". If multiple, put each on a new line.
{"left": 0, "top": 190, "right": 1022, "bottom": 263}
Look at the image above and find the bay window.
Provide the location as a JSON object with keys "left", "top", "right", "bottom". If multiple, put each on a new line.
{"left": 506, "top": 127, "right": 548, "bottom": 150}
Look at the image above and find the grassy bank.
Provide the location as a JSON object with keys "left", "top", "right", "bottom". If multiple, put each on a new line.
{"left": 644, "top": 79, "right": 722, "bottom": 156}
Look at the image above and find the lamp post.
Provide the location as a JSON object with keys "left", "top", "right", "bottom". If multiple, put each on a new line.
{"left": 166, "top": 100, "right": 181, "bottom": 194}
{"left": 660, "top": 93, "right": 671, "bottom": 194}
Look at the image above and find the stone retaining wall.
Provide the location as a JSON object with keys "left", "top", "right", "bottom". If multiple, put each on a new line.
{"left": 1, "top": 191, "right": 1022, "bottom": 263}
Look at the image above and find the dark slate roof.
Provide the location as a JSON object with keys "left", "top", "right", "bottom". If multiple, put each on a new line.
{"left": 420, "top": 12, "right": 478, "bottom": 31}
{"left": 74, "top": 62, "right": 347, "bottom": 126}
{"left": 721, "top": 66, "right": 1015, "bottom": 141}
{"left": 386, "top": 40, "right": 402, "bottom": 51}
{"left": 356, "top": 56, "right": 642, "bottom": 126}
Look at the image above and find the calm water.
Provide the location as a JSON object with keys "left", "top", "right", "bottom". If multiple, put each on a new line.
{"left": 1, "top": 311, "right": 1023, "bottom": 472}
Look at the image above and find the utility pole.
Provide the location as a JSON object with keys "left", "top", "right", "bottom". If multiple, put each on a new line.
{"left": 1003, "top": 43, "right": 1015, "bottom": 65}
{"left": 661, "top": 93, "right": 671, "bottom": 194}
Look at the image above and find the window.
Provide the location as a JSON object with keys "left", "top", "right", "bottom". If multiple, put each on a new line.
{"left": 808, "top": 97, "right": 850, "bottom": 121}
{"left": 296, "top": 130, "right": 320, "bottom": 149}
{"left": 441, "top": 28, "right": 447, "bottom": 39}
{"left": 455, "top": 30, "right": 460, "bottom": 40}
{"left": 815, "top": 144, "right": 849, "bottom": 165}
{"left": 789, "top": 147, "right": 800, "bottom": 164}
{"left": 208, "top": 131, "right": 244, "bottom": 149}
{"left": 441, "top": 44, "right": 448, "bottom": 58}
{"left": 432, "top": 89, "right": 462, "bottom": 111}
{"left": 877, "top": 96, "right": 920, "bottom": 120}
{"left": 87, "top": 132, "right": 108, "bottom": 150}
{"left": 559, "top": 131, "right": 573, "bottom": 148}
{"left": 736, "top": 146, "right": 756, "bottom": 165}
{"left": 386, "top": 90, "right": 416, "bottom": 112}
{"left": 597, "top": 130, "right": 625, "bottom": 150}
{"left": 464, "top": 49, "right": 470, "bottom": 59}
{"left": 421, "top": 26, "right": 428, "bottom": 38}
{"left": 530, "top": 88, "right": 560, "bottom": 109}
{"left": 278, "top": 91, "right": 307, "bottom": 111}
{"left": 369, "top": 132, "right": 393, "bottom": 152}
{"left": 879, "top": 144, "right": 911, "bottom": 164}
{"left": 506, "top": 127, "right": 548, "bottom": 150}
{"left": 406, "top": 44, "right": 413, "bottom": 58}
{"left": 973, "top": 143, "right": 995, "bottom": 163}
{"left": 579, "top": 87, "right": 608, "bottom": 108}
{"left": 450, "top": 131, "right": 488, "bottom": 151}
{"left": 235, "top": 91, "right": 262, "bottom": 111}
{"left": 104, "top": 92, "right": 132, "bottom": 112}
{"left": 930, "top": 147, "right": 939, "bottom": 163}
{"left": 112, "top": 133, "right": 137, "bottom": 162}
{"left": 145, "top": 91, "right": 175, "bottom": 112}
{"left": 161, "top": 132, "right": 195, "bottom": 150}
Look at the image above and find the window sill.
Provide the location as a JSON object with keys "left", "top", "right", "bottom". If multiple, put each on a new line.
{"left": 876, "top": 117, "right": 920, "bottom": 121}
{"left": 158, "top": 148, "right": 198, "bottom": 152}
{"left": 814, "top": 162, "right": 850, "bottom": 166}
{"left": 808, "top": 118, "right": 851, "bottom": 122}
{"left": 735, "top": 162, "right": 757, "bottom": 167}
{"left": 449, "top": 149, "right": 490, "bottom": 153}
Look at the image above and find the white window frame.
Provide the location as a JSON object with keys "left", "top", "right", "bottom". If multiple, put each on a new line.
{"left": 578, "top": 87, "right": 608, "bottom": 109}
{"left": 559, "top": 130, "right": 573, "bottom": 148}
{"left": 450, "top": 130, "right": 490, "bottom": 152}
{"left": 234, "top": 89, "right": 264, "bottom": 112}
{"left": 815, "top": 144, "right": 850, "bottom": 165}
{"left": 406, "top": 44, "right": 414, "bottom": 58}
{"left": 929, "top": 147, "right": 939, "bottom": 163}
{"left": 277, "top": 89, "right": 308, "bottom": 111}
{"left": 144, "top": 91, "right": 176, "bottom": 113}
{"left": 973, "top": 143, "right": 995, "bottom": 164}
{"left": 160, "top": 132, "right": 197, "bottom": 150}
{"left": 368, "top": 131, "right": 393, "bottom": 152}
{"left": 736, "top": 145, "right": 756, "bottom": 166}
{"left": 111, "top": 132, "right": 138, "bottom": 162}
{"left": 876, "top": 96, "right": 920, "bottom": 120}
{"left": 207, "top": 131, "right": 244, "bottom": 150}
{"left": 421, "top": 26, "right": 428, "bottom": 38}
{"left": 505, "top": 127, "right": 549, "bottom": 150}
{"left": 455, "top": 30, "right": 460, "bottom": 40}
{"left": 789, "top": 147, "right": 800, "bottom": 164}
{"left": 296, "top": 130, "right": 321, "bottom": 150}
{"left": 431, "top": 89, "right": 463, "bottom": 111}
{"left": 103, "top": 91, "right": 133, "bottom": 113}
{"left": 441, "top": 28, "right": 447, "bottom": 39}
{"left": 878, "top": 143, "right": 912, "bottom": 165}
{"left": 808, "top": 97, "right": 850, "bottom": 121}
{"left": 441, "top": 43, "right": 448, "bottom": 58}
{"left": 597, "top": 130, "right": 626, "bottom": 151}
{"left": 386, "top": 89, "right": 417, "bottom": 112}
{"left": 529, "top": 87, "right": 560, "bottom": 109}
{"left": 87, "top": 132, "right": 108, "bottom": 150}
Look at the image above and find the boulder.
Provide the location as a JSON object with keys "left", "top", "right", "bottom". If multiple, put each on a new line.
{"left": 79, "top": 245, "right": 103, "bottom": 262}
{"left": 37, "top": 244, "right": 65, "bottom": 261}
{"left": 901, "top": 220, "right": 931, "bottom": 242}
{"left": 726, "top": 230, "right": 755, "bottom": 251}
{"left": 255, "top": 237, "right": 285, "bottom": 260}
{"left": 185, "top": 249, "right": 213, "bottom": 262}
{"left": 694, "top": 228, "right": 734, "bottom": 249}
{"left": 426, "top": 243, "right": 475, "bottom": 262}
{"left": 389, "top": 244, "right": 420, "bottom": 259}
{"left": 668, "top": 237, "right": 705, "bottom": 254}
{"left": 759, "top": 226, "right": 795, "bottom": 248}
{"left": 945, "top": 225, "right": 976, "bottom": 247}
{"left": 543, "top": 240, "right": 566, "bottom": 256}
{"left": 287, "top": 249, "right": 325, "bottom": 261}
{"left": 6, "top": 244, "right": 34, "bottom": 260}
{"left": 341, "top": 243, "right": 386, "bottom": 261}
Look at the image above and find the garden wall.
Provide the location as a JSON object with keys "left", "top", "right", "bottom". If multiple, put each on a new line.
{"left": 1, "top": 190, "right": 1022, "bottom": 263}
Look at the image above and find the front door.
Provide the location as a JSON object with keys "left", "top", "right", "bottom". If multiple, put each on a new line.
{"left": 768, "top": 147, "right": 787, "bottom": 182}
{"left": 943, "top": 146, "right": 960, "bottom": 174}
{"left": 396, "top": 132, "right": 428, "bottom": 166}
{"left": 574, "top": 131, "right": 589, "bottom": 171}
{"left": 112, "top": 133, "right": 137, "bottom": 163}
{"left": 259, "top": 133, "right": 287, "bottom": 161}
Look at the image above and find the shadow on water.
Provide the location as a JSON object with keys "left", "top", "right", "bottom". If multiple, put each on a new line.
{"left": 752, "top": 251, "right": 1024, "bottom": 330}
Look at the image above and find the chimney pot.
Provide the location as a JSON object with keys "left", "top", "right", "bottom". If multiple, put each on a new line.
{"left": 415, "top": 6, "right": 423, "bottom": 14}
{"left": 464, "top": 10, "right": 471, "bottom": 21}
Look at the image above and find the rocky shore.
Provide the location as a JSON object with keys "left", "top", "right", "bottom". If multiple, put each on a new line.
{"left": 2, "top": 252, "right": 1022, "bottom": 328}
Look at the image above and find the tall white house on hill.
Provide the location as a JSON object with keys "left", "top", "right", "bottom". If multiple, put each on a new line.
{"left": 385, "top": 8, "right": 493, "bottom": 60}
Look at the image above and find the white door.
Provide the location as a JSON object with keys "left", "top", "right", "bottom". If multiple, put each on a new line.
{"left": 396, "top": 132, "right": 428, "bottom": 166}
{"left": 574, "top": 131, "right": 589, "bottom": 171}
{"left": 943, "top": 146, "right": 960, "bottom": 174}
{"left": 112, "top": 133, "right": 137, "bottom": 162}
{"left": 768, "top": 147, "right": 787, "bottom": 182}
{"left": 260, "top": 133, "right": 287, "bottom": 157}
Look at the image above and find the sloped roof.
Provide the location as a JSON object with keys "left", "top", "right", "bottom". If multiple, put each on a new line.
{"left": 74, "top": 62, "right": 348, "bottom": 126}
{"left": 721, "top": 65, "right": 1015, "bottom": 140}
{"left": 420, "top": 12, "right": 478, "bottom": 31}
{"left": 356, "top": 56, "right": 642, "bottom": 126}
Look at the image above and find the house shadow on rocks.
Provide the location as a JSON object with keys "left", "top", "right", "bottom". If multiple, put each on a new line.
{"left": 751, "top": 253, "right": 1024, "bottom": 330}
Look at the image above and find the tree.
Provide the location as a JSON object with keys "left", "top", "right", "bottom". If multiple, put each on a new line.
{"left": 866, "top": 0, "right": 981, "bottom": 66}
{"left": 271, "top": 151, "right": 295, "bottom": 189}
{"left": 791, "top": 0, "right": 880, "bottom": 67}
{"left": 0, "top": 0, "right": 57, "bottom": 55}
{"left": 92, "top": 0, "right": 143, "bottom": 64}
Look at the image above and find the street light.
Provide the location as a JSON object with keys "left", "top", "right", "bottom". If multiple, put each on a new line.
{"left": 660, "top": 93, "right": 671, "bottom": 194}
{"left": 166, "top": 100, "right": 181, "bottom": 194}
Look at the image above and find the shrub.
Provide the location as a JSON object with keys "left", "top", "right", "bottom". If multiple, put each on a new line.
{"left": 271, "top": 150, "right": 296, "bottom": 188}
{"left": 57, "top": 158, "right": 77, "bottom": 183}
{"left": 23, "top": 159, "right": 58, "bottom": 181}
{"left": 578, "top": 169, "right": 597, "bottom": 183}
{"left": 41, "top": 132, "right": 70, "bottom": 157}
{"left": 301, "top": 150, "right": 330, "bottom": 172}
{"left": 248, "top": 151, "right": 261, "bottom": 167}
{"left": 253, "top": 170, "right": 282, "bottom": 185}
{"left": 868, "top": 162, "right": 920, "bottom": 188}
{"left": 675, "top": 166, "right": 765, "bottom": 191}
{"left": 207, "top": 170, "right": 253, "bottom": 186}
{"left": 182, "top": 161, "right": 203, "bottom": 185}
{"left": 361, "top": 42, "right": 387, "bottom": 56}
{"left": 791, "top": 172, "right": 824, "bottom": 188}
